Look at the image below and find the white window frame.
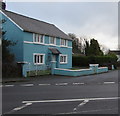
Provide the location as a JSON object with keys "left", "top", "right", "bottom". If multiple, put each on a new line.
{"left": 33, "top": 53, "right": 45, "bottom": 65}
{"left": 33, "top": 33, "right": 44, "bottom": 44}
{"left": 60, "top": 39, "right": 68, "bottom": 47}
{"left": 59, "top": 54, "right": 68, "bottom": 64}
{"left": 49, "top": 36, "right": 56, "bottom": 45}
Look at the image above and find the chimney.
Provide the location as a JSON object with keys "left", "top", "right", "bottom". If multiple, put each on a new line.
{"left": 0, "top": 1, "right": 6, "bottom": 10}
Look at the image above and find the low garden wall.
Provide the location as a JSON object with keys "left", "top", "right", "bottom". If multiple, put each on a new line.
{"left": 52, "top": 64, "right": 108, "bottom": 76}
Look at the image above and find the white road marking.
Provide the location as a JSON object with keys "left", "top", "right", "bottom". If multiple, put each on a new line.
{"left": 4, "top": 85, "right": 14, "bottom": 87}
{"left": 38, "top": 84, "right": 51, "bottom": 86}
{"left": 104, "top": 82, "right": 115, "bottom": 84}
{"left": 55, "top": 83, "right": 68, "bottom": 86}
{"left": 22, "top": 97, "right": 119, "bottom": 104}
{"left": 21, "top": 84, "right": 34, "bottom": 87}
{"left": 5, "top": 103, "right": 33, "bottom": 114}
{"left": 73, "top": 99, "right": 89, "bottom": 111}
{"left": 13, "top": 103, "right": 32, "bottom": 111}
{"left": 73, "top": 83, "right": 84, "bottom": 85}
{"left": 78, "top": 99, "right": 89, "bottom": 106}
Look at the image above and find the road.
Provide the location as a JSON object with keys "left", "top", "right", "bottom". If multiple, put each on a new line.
{"left": 2, "top": 70, "right": 119, "bottom": 115}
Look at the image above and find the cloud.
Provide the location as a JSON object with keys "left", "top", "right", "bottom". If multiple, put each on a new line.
{"left": 7, "top": 2, "right": 118, "bottom": 49}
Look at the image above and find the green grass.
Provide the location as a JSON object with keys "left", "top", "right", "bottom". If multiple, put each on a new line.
{"left": 27, "top": 70, "right": 51, "bottom": 77}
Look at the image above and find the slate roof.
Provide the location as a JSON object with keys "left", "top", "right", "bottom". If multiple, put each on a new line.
{"left": 2, "top": 10, "right": 72, "bottom": 40}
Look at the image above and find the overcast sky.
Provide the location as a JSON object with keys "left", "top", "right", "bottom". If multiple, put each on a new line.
{"left": 5, "top": 2, "right": 118, "bottom": 50}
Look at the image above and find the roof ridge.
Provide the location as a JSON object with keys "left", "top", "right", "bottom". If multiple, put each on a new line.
{"left": 4, "top": 10, "right": 55, "bottom": 26}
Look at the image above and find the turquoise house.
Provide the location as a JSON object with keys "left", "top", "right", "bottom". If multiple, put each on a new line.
{"left": 1, "top": 9, "right": 72, "bottom": 77}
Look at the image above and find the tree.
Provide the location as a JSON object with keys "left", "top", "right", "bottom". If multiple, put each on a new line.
{"left": 1, "top": 19, "right": 19, "bottom": 77}
{"left": 1, "top": 19, "right": 15, "bottom": 63}
{"left": 68, "top": 33, "right": 81, "bottom": 54}
{"left": 2, "top": 38, "right": 15, "bottom": 63}
{"left": 84, "top": 38, "right": 103, "bottom": 56}
{"left": 84, "top": 39, "right": 90, "bottom": 56}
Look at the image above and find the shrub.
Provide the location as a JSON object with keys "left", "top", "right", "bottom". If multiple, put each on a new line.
{"left": 72, "top": 55, "right": 118, "bottom": 69}
{"left": 2, "top": 63, "right": 22, "bottom": 77}
{"left": 27, "top": 70, "right": 51, "bottom": 77}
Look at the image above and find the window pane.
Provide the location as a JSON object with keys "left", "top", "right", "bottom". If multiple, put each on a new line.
{"left": 37, "top": 55, "right": 39, "bottom": 63}
{"left": 40, "top": 35, "right": 43, "bottom": 43}
{"left": 50, "top": 37, "right": 55, "bottom": 44}
{"left": 34, "top": 34, "right": 36, "bottom": 42}
{"left": 65, "top": 40, "right": 67, "bottom": 46}
{"left": 64, "top": 56, "right": 66, "bottom": 62}
{"left": 34, "top": 55, "right": 37, "bottom": 63}
{"left": 38, "top": 35, "right": 40, "bottom": 42}
{"left": 40, "top": 55, "right": 43, "bottom": 63}
{"left": 60, "top": 56, "right": 63, "bottom": 62}
{"left": 36, "top": 34, "right": 38, "bottom": 42}
{"left": 60, "top": 55, "right": 67, "bottom": 63}
{"left": 61, "top": 39, "right": 67, "bottom": 46}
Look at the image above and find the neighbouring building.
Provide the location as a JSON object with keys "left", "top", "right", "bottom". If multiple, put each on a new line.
{"left": 1, "top": 2, "right": 72, "bottom": 77}
{"left": 110, "top": 50, "right": 120, "bottom": 61}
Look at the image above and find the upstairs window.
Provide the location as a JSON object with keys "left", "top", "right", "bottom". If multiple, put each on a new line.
{"left": 49, "top": 37, "right": 56, "bottom": 45}
{"left": 34, "top": 53, "right": 45, "bottom": 65}
{"left": 61, "top": 39, "right": 68, "bottom": 47}
{"left": 33, "top": 33, "right": 44, "bottom": 44}
{"left": 60, "top": 54, "right": 67, "bottom": 64}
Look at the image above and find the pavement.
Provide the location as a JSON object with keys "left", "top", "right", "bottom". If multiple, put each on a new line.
{"left": 1, "top": 70, "right": 119, "bottom": 115}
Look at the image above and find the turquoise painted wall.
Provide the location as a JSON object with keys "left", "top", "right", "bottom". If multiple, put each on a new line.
{"left": 2, "top": 12, "right": 72, "bottom": 77}
{"left": 23, "top": 33, "right": 72, "bottom": 76}
{"left": 2, "top": 13, "right": 24, "bottom": 62}
{"left": 53, "top": 66, "right": 108, "bottom": 77}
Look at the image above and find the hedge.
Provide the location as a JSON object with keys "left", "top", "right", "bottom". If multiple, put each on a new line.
{"left": 72, "top": 55, "right": 118, "bottom": 69}
{"left": 2, "top": 63, "right": 22, "bottom": 77}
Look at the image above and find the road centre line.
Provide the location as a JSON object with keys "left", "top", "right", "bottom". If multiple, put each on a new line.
{"left": 55, "top": 83, "right": 68, "bottom": 86}
{"left": 2, "top": 81, "right": 117, "bottom": 88}
{"left": 20, "top": 84, "right": 34, "bottom": 87}
{"left": 39, "top": 84, "right": 51, "bottom": 86}
{"left": 4, "top": 85, "right": 14, "bottom": 87}
{"left": 73, "top": 83, "right": 84, "bottom": 85}
{"left": 22, "top": 97, "right": 120, "bottom": 104}
{"left": 104, "top": 82, "right": 115, "bottom": 84}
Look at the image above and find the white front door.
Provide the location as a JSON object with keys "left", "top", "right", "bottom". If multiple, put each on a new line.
{"left": 52, "top": 55, "right": 56, "bottom": 61}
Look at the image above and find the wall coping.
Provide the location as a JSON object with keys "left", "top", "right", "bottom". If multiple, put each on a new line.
{"left": 54, "top": 68, "right": 91, "bottom": 71}
{"left": 89, "top": 64, "right": 99, "bottom": 67}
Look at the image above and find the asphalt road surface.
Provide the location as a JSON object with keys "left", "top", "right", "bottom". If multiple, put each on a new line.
{"left": 2, "top": 70, "right": 119, "bottom": 115}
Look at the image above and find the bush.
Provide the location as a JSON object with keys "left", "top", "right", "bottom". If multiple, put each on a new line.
{"left": 116, "top": 61, "right": 120, "bottom": 68}
{"left": 27, "top": 70, "right": 51, "bottom": 77}
{"left": 2, "top": 63, "right": 22, "bottom": 77}
{"left": 72, "top": 55, "right": 118, "bottom": 69}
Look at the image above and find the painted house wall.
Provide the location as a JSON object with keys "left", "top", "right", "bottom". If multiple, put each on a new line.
{"left": 2, "top": 12, "right": 24, "bottom": 62}
{"left": 23, "top": 33, "right": 72, "bottom": 76}
{"left": 1, "top": 11, "right": 72, "bottom": 77}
